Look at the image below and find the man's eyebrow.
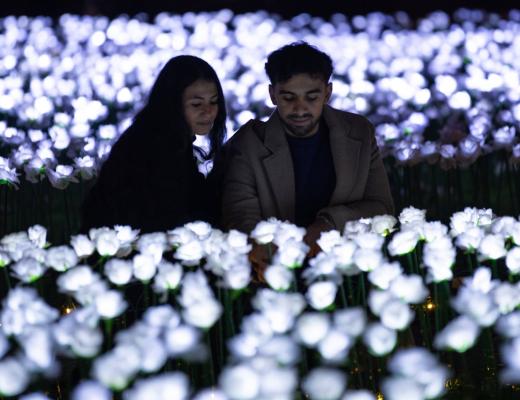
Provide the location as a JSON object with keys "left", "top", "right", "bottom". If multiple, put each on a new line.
{"left": 279, "top": 88, "right": 322, "bottom": 95}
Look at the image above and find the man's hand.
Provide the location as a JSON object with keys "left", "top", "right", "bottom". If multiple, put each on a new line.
{"left": 304, "top": 217, "right": 334, "bottom": 257}
{"left": 248, "top": 243, "right": 278, "bottom": 284}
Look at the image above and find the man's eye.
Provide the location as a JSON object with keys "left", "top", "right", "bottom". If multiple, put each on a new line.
{"left": 190, "top": 103, "right": 202, "bottom": 107}
{"left": 307, "top": 96, "right": 318, "bottom": 101}
{"left": 282, "top": 97, "right": 294, "bottom": 102}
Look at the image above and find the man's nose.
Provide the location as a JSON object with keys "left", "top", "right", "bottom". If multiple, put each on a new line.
{"left": 292, "top": 98, "right": 308, "bottom": 114}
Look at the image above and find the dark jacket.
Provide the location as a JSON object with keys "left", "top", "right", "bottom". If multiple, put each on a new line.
{"left": 81, "top": 120, "right": 215, "bottom": 233}
{"left": 221, "top": 105, "right": 394, "bottom": 233}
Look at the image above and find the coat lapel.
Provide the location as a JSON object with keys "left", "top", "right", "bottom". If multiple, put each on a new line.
{"left": 323, "top": 106, "right": 362, "bottom": 204}
{"left": 262, "top": 112, "right": 295, "bottom": 222}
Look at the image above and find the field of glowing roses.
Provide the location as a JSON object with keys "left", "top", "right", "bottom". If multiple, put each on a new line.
{"left": 1, "top": 7, "right": 520, "bottom": 400}
{"left": 1, "top": 208, "right": 520, "bottom": 399}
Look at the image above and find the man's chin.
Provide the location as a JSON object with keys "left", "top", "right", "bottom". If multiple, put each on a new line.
{"left": 286, "top": 123, "right": 317, "bottom": 137}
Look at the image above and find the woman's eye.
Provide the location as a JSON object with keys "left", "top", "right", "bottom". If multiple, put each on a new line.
{"left": 307, "top": 96, "right": 318, "bottom": 101}
{"left": 282, "top": 97, "right": 294, "bottom": 102}
{"left": 190, "top": 103, "right": 202, "bottom": 108}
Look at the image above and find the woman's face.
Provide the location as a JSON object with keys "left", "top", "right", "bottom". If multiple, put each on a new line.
{"left": 182, "top": 79, "right": 219, "bottom": 136}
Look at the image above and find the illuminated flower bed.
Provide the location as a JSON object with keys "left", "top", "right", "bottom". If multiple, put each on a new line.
{"left": 0, "top": 207, "right": 520, "bottom": 399}
{"left": 1, "top": 9, "right": 520, "bottom": 240}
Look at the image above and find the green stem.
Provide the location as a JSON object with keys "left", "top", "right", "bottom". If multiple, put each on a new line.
{"left": 104, "top": 319, "right": 113, "bottom": 350}
{"left": 2, "top": 266, "right": 11, "bottom": 291}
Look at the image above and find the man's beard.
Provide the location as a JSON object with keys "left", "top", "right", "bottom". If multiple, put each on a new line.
{"left": 282, "top": 115, "right": 320, "bottom": 138}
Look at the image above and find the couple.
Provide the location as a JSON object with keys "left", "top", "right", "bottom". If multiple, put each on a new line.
{"left": 82, "top": 42, "right": 394, "bottom": 250}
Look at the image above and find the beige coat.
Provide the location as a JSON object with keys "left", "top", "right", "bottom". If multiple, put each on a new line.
{"left": 221, "top": 105, "right": 394, "bottom": 233}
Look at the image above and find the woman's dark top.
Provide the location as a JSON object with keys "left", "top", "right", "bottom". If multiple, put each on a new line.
{"left": 81, "top": 120, "right": 216, "bottom": 233}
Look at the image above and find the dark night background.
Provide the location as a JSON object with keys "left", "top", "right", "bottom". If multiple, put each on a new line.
{"left": 0, "top": 0, "right": 513, "bottom": 19}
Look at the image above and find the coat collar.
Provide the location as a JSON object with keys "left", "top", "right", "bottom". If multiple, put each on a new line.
{"left": 261, "top": 105, "right": 362, "bottom": 222}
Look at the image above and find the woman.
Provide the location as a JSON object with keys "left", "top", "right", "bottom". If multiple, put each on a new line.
{"left": 81, "top": 55, "right": 227, "bottom": 233}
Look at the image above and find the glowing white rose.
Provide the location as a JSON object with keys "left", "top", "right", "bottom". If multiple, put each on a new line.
{"left": 223, "top": 263, "right": 251, "bottom": 290}
{"left": 434, "top": 316, "right": 480, "bottom": 352}
{"left": 72, "top": 381, "right": 111, "bottom": 400}
{"left": 251, "top": 219, "right": 279, "bottom": 244}
{"left": 341, "top": 390, "right": 376, "bottom": 400}
{"left": 318, "top": 328, "right": 353, "bottom": 362}
{"left": 332, "top": 240, "right": 357, "bottom": 270}
{"left": 182, "top": 297, "right": 222, "bottom": 329}
{"left": 496, "top": 312, "right": 520, "bottom": 339}
{"left": 353, "top": 248, "right": 383, "bottom": 272}
{"left": 70, "top": 234, "right": 95, "bottom": 258}
{"left": 274, "top": 238, "right": 308, "bottom": 269}
{"left": 259, "top": 367, "right": 297, "bottom": 398}
{"left": 478, "top": 234, "right": 507, "bottom": 260}
{"left": 92, "top": 344, "right": 141, "bottom": 390}
{"left": 28, "top": 225, "right": 47, "bottom": 248}
{"left": 368, "top": 261, "right": 402, "bottom": 290}
{"left": 225, "top": 229, "right": 252, "bottom": 254}
{"left": 387, "top": 230, "right": 420, "bottom": 256}
{"left": 133, "top": 253, "right": 157, "bottom": 282}
{"left": 455, "top": 226, "right": 484, "bottom": 251}
{"left": 398, "top": 207, "right": 426, "bottom": 226}
{"left": 265, "top": 264, "right": 293, "bottom": 291}
{"left": 46, "top": 245, "right": 78, "bottom": 271}
{"left": 11, "top": 256, "right": 46, "bottom": 283}
{"left": 302, "top": 368, "right": 346, "bottom": 400}
{"left": 389, "top": 274, "right": 428, "bottom": 304}
{"left": 153, "top": 261, "right": 183, "bottom": 292}
{"left": 273, "top": 222, "right": 305, "bottom": 246}
{"left": 422, "top": 221, "right": 448, "bottom": 242}
{"left": 123, "top": 372, "right": 189, "bottom": 400}
{"left": 343, "top": 219, "right": 371, "bottom": 238}
{"left": 363, "top": 322, "right": 397, "bottom": 356}
{"left": 220, "top": 364, "right": 260, "bottom": 400}
{"left": 165, "top": 325, "right": 200, "bottom": 355}
{"left": 452, "top": 286, "right": 499, "bottom": 327}
{"left": 371, "top": 214, "right": 397, "bottom": 236}
{"left": 95, "top": 230, "right": 120, "bottom": 257}
{"left": 95, "top": 290, "right": 127, "bottom": 319}
{"left": 491, "top": 283, "right": 520, "bottom": 314}
{"left": 368, "top": 289, "right": 395, "bottom": 316}
{"left": 182, "top": 221, "right": 211, "bottom": 241}
{"left": 353, "top": 232, "right": 384, "bottom": 250}
{"left": 380, "top": 299, "right": 414, "bottom": 330}
{"left": 295, "top": 312, "right": 330, "bottom": 347}
{"left": 506, "top": 247, "right": 520, "bottom": 274}
{"left": 104, "top": 259, "right": 133, "bottom": 286}
{"left": 175, "top": 240, "right": 204, "bottom": 266}
{"left": 0, "top": 357, "right": 30, "bottom": 396}
{"left": 317, "top": 230, "right": 343, "bottom": 253}
{"left": 334, "top": 307, "right": 366, "bottom": 337}
{"left": 382, "top": 377, "right": 423, "bottom": 400}
{"left": 306, "top": 281, "right": 337, "bottom": 310}
{"left": 57, "top": 265, "right": 99, "bottom": 293}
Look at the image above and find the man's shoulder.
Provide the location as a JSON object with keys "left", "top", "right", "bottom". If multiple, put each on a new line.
{"left": 226, "top": 118, "right": 267, "bottom": 148}
{"left": 326, "top": 106, "right": 373, "bottom": 129}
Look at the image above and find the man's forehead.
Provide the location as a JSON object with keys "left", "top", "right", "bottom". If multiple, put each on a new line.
{"left": 273, "top": 73, "right": 329, "bottom": 92}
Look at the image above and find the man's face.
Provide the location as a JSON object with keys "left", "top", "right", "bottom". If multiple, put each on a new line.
{"left": 269, "top": 73, "right": 332, "bottom": 138}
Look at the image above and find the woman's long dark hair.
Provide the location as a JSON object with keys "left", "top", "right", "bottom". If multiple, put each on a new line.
{"left": 131, "top": 55, "right": 227, "bottom": 159}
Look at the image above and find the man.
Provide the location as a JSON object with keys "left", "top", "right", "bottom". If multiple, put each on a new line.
{"left": 221, "top": 42, "right": 394, "bottom": 249}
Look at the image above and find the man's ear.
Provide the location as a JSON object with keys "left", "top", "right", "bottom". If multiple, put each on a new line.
{"left": 325, "top": 82, "right": 332, "bottom": 103}
{"left": 268, "top": 85, "right": 277, "bottom": 106}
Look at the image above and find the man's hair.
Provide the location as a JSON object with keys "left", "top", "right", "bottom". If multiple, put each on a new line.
{"left": 265, "top": 41, "right": 333, "bottom": 85}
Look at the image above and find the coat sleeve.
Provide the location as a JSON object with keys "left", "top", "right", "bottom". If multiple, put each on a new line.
{"left": 317, "top": 122, "right": 394, "bottom": 230}
{"left": 220, "top": 132, "right": 263, "bottom": 233}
